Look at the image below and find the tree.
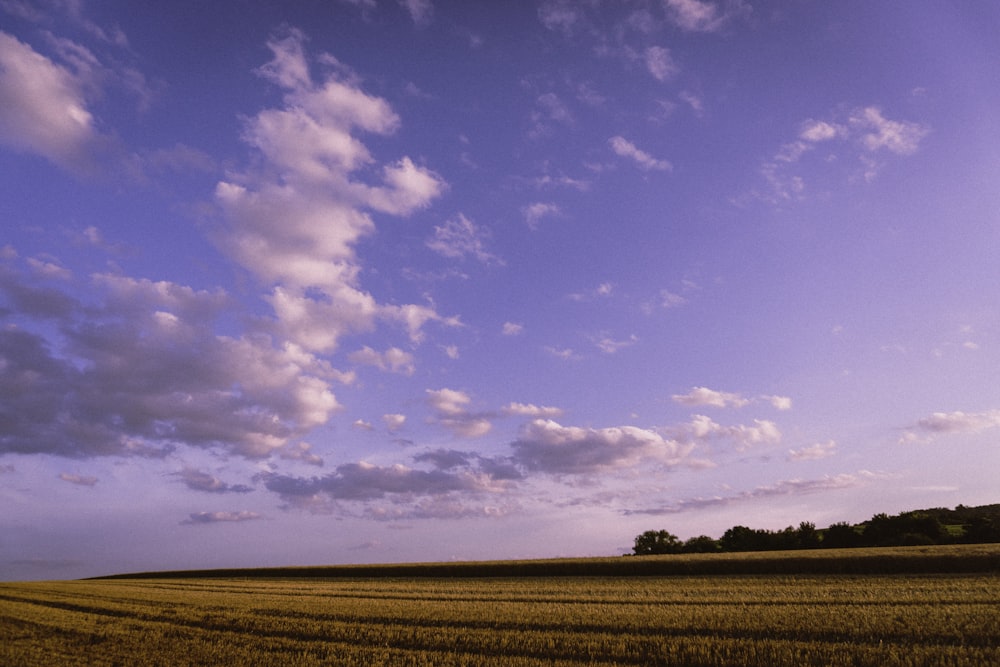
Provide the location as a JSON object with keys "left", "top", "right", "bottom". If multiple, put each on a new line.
{"left": 633, "top": 529, "right": 682, "bottom": 555}
{"left": 682, "top": 535, "right": 720, "bottom": 553}
{"left": 796, "top": 521, "right": 821, "bottom": 549}
{"left": 821, "top": 521, "right": 862, "bottom": 549}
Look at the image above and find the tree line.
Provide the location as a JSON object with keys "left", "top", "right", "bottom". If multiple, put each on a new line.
{"left": 632, "top": 503, "right": 1000, "bottom": 555}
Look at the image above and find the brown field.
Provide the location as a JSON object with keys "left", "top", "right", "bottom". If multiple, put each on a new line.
{"left": 2, "top": 544, "right": 998, "bottom": 666}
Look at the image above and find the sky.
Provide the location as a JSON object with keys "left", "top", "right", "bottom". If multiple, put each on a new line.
{"left": 1, "top": 0, "right": 999, "bottom": 581}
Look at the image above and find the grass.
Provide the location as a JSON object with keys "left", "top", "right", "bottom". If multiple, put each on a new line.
{"left": 1, "top": 544, "right": 998, "bottom": 666}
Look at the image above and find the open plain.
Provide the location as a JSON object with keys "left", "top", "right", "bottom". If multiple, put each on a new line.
{"left": 2, "top": 545, "right": 998, "bottom": 666}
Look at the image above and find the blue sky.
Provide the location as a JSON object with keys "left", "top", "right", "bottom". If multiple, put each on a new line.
{"left": 2, "top": 0, "right": 999, "bottom": 580}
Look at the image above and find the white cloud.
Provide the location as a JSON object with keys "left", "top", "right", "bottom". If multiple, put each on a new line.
{"left": 426, "top": 388, "right": 493, "bottom": 438}
{"left": 679, "top": 90, "right": 703, "bottom": 113}
{"left": 664, "top": 0, "right": 748, "bottom": 33}
{"left": 594, "top": 333, "right": 638, "bottom": 354}
{"left": 799, "top": 119, "right": 843, "bottom": 142}
{"left": 511, "top": 419, "right": 691, "bottom": 475}
{"left": 426, "top": 213, "right": 502, "bottom": 265}
{"left": 902, "top": 409, "right": 1000, "bottom": 444}
{"left": 0, "top": 32, "right": 98, "bottom": 172}
{"left": 787, "top": 440, "right": 837, "bottom": 462}
{"left": 538, "top": 0, "right": 580, "bottom": 34}
{"left": 502, "top": 321, "right": 524, "bottom": 336}
{"left": 766, "top": 395, "right": 793, "bottom": 411}
{"left": 522, "top": 202, "right": 560, "bottom": 230}
{"left": 671, "top": 414, "right": 781, "bottom": 451}
{"left": 399, "top": 0, "right": 433, "bottom": 26}
{"left": 850, "top": 106, "right": 929, "bottom": 155}
{"left": 216, "top": 28, "right": 447, "bottom": 353}
{"left": 644, "top": 46, "right": 677, "bottom": 82}
{"left": 544, "top": 345, "right": 577, "bottom": 360}
{"left": 502, "top": 402, "right": 564, "bottom": 418}
{"left": 609, "top": 136, "right": 672, "bottom": 171}
{"left": 0, "top": 265, "right": 344, "bottom": 460}
{"left": 672, "top": 386, "right": 750, "bottom": 409}
{"left": 383, "top": 413, "right": 407, "bottom": 433}
{"left": 751, "top": 105, "right": 929, "bottom": 203}
{"left": 349, "top": 345, "right": 416, "bottom": 375}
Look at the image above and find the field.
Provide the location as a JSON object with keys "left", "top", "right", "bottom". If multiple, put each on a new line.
{"left": 2, "top": 545, "right": 998, "bottom": 666}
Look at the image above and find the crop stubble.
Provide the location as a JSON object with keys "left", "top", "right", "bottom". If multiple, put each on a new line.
{"left": 2, "top": 570, "right": 998, "bottom": 666}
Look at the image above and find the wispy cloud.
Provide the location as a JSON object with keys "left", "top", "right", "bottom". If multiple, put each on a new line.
{"left": 174, "top": 467, "right": 253, "bottom": 494}
{"left": 182, "top": 511, "right": 262, "bottom": 525}
{"left": 663, "top": 0, "right": 750, "bottom": 33}
{"left": 750, "top": 105, "right": 929, "bottom": 203}
{"left": 644, "top": 46, "right": 677, "bottom": 82}
{"left": 625, "top": 470, "right": 887, "bottom": 515}
{"left": 58, "top": 472, "right": 98, "bottom": 487}
{"left": 672, "top": 387, "right": 750, "bottom": 409}
{"left": 609, "top": 136, "right": 672, "bottom": 171}
{"left": 426, "top": 213, "right": 503, "bottom": 265}
{"left": 787, "top": 440, "right": 837, "bottom": 462}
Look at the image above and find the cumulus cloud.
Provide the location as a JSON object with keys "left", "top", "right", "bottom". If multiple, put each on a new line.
{"left": 901, "top": 409, "right": 1000, "bottom": 444}
{"left": 426, "top": 213, "right": 502, "bottom": 265}
{"left": 787, "top": 440, "right": 837, "bottom": 462}
{"left": 0, "top": 262, "right": 342, "bottom": 460}
{"left": 672, "top": 387, "right": 750, "bottom": 409}
{"left": 426, "top": 388, "right": 493, "bottom": 438}
{"left": 383, "top": 413, "right": 407, "bottom": 433}
{"left": 349, "top": 345, "right": 415, "bottom": 375}
{"left": 766, "top": 395, "right": 793, "bottom": 411}
{"left": 669, "top": 414, "right": 781, "bottom": 452}
{"left": 174, "top": 467, "right": 254, "bottom": 493}
{"left": 510, "top": 419, "right": 692, "bottom": 475}
{"left": 278, "top": 442, "right": 324, "bottom": 466}
{"left": 0, "top": 32, "right": 99, "bottom": 172}
{"left": 609, "top": 136, "right": 672, "bottom": 171}
{"left": 260, "top": 454, "right": 516, "bottom": 516}
{"left": 182, "top": 511, "right": 262, "bottom": 525}
{"left": 215, "top": 28, "right": 448, "bottom": 354}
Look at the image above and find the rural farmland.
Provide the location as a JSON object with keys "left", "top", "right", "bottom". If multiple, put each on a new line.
{"left": 2, "top": 545, "right": 998, "bottom": 666}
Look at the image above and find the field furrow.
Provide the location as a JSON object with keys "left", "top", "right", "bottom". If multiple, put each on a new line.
{"left": 2, "top": 571, "right": 998, "bottom": 666}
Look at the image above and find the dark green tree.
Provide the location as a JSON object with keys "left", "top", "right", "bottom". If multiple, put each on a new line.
{"left": 821, "top": 522, "right": 862, "bottom": 549}
{"left": 796, "top": 521, "right": 821, "bottom": 549}
{"left": 681, "top": 535, "right": 720, "bottom": 553}
{"left": 633, "top": 529, "right": 682, "bottom": 555}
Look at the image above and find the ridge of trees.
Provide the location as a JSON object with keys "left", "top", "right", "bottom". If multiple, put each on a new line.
{"left": 632, "top": 503, "right": 1000, "bottom": 555}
